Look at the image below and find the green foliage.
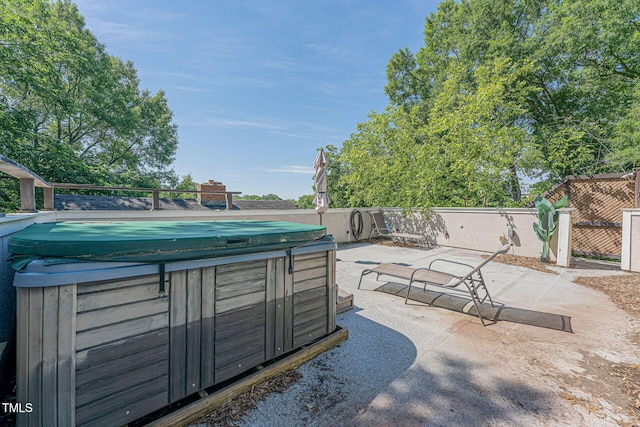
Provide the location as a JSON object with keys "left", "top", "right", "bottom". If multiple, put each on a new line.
{"left": 0, "top": 0, "right": 181, "bottom": 212}
{"left": 532, "top": 195, "right": 568, "bottom": 258}
{"left": 236, "top": 194, "right": 282, "bottom": 201}
{"left": 296, "top": 194, "right": 316, "bottom": 209}
{"left": 333, "top": 0, "right": 640, "bottom": 209}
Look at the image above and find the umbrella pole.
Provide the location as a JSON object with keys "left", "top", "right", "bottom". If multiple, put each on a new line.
{"left": 319, "top": 213, "right": 323, "bottom": 225}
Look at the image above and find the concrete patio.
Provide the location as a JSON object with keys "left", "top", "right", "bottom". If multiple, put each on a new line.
{"left": 238, "top": 243, "right": 639, "bottom": 426}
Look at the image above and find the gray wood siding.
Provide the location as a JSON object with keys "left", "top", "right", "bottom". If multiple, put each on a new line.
{"left": 15, "top": 246, "right": 334, "bottom": 427}
{"left": 214, "top": 260, "right": 267, "bottom": 382}
{"left": 75, "top": 275, "right": 169, "bottom": 427}
{"left": 200, "top": 266, "right": 216, "bottom": 388}
{"left": 292, "top": 253, "right": 329, "bottom": 348}
{"left": 16, "top": 285, "right": 77, "bottom": 427}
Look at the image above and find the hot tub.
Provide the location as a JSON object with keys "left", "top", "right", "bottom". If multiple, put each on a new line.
{"left": 10, "top": 221, "right": 337, "bottom": 427}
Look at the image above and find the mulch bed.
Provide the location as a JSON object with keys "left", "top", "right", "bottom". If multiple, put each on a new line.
{"left": 482, "top": 253, "right": 560, "bottom": 274}
{"left": 573, "top": 274, "right": 640, "bottom": 318}
{"left": 192, "top": 370, "right": 302, "bottom": 427}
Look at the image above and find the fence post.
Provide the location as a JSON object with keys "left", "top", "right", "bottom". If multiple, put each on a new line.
{"left": 556, "top": 208, "right": 576, "bottom": 267}
{"left": 152, "top": 190, "right": 160, "bottom": 210}
{"left": 19, "top": 178, "right": 36, "bottom": 212}
{"left": 43, "top": 187, "right": 54, "bottom": 211}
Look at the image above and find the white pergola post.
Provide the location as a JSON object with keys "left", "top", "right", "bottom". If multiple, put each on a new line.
{"left": 556, "top": 208, "right": 576, "bottom": 267}
{"left": 621, "top": 209, "right": 640, "bottom": 272}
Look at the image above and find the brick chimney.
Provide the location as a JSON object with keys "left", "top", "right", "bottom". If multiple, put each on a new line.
{"left": 197, "top": 179, "right": 226, "bottom": 203}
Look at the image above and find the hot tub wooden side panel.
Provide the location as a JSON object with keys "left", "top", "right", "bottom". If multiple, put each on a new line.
{"left": 74, "top": 274, "right": 170, "bottom": 427}
{"left": 15, "top": 244, "right": 337, "bottom": 427}
{"left": 16, "top": 285, "right": 77, "bottom": 427}
{"left": 291, "top": 250, "right": 336, "bottom": 348}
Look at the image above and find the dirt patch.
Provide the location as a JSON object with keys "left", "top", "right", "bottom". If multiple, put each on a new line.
{"left": 482, "top": 253, "right": 640, "bottom": 425}
{"left": 560, "top": 354, "right": 640, "bottom": 426}
{"left": 481, "top": 253, "right": 559, "bottom": 274}
{"left": 193, "top": 370, "right": 302, "bottom": 427}
{"left": 367, "top": 237, "right": 420, "bottom": 249}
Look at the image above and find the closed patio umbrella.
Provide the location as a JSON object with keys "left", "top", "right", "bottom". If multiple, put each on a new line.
{"left": 312, "top": 148, "right": 330, "bottom": 225}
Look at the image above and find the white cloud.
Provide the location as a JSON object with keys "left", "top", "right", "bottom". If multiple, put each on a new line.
{"left": 174, "top": 86, "right": 210, "bottom": 93}
{"left": 262, "top": 166, "right": 316, "bottom": 174}
{"left": 205, "top": 118, "right": 286, "bottom": 131}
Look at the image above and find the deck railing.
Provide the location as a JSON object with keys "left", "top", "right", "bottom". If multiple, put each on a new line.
{"left": 0, "top": 155, "right": 241, "bottom": 211}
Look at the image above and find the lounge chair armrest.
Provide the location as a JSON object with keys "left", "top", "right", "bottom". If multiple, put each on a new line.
{"left": 428, "top": 258, "right": 475, "bottom": 271}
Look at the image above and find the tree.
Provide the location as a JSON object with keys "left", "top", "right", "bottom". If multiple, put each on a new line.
{"left": 0, "top": 0, "right": 181, "bottom": 211}
{"left": 296, "top": 194, "right": 315, "bottom": 209}
{"left": 236, "top": 194, "right": 283, "bottom": 200}
{"left": 336, "top": 0, "right": 640, "bottom": 209}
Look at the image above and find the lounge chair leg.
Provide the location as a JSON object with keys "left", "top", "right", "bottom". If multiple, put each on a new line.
{"left": 404, "top": 281, "right": 412, "bottom": 304}
{"left": 357, "top": 272, "right": 365, "bottom": 289}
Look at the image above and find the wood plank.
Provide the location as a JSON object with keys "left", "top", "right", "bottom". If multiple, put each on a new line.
{"left": 216, "top": 269, "right": 266, "bottom": 286}
{"left": 216, "top": 260, "right": 266, "bottom": 275}
{"left": 15, "top": 288, "right": 29, "bottom": 427}
{"left": 76, "top": 312, "right": 168, "bottom": 351}
{"left": 216, "top": 325, "right": 265, "bottom": 355}
{"left": 215, "top": 340, "right": 265, "bottom": 368}
{"left": 274, "top": 257, "right": 286, "bottom": 356}
{"left": 214, "top": 351, "right": 266, "bottom": 384}
{"left": 294, "top": 306, "right": 327, "bottom": 328}
{"left": 293, "top": 256, "right": 327, "bottom": 272}
{"left": 265, "top": 258, "right": 276, "bottom": 360}
{"left": 27, "top": 287, "right": 43, "bottom": 427}
{"left": 294, "top": 252, "right": 326, "bottom": 262}
{"left": 57, "top": 284, "right": 76, "bottom": 427}
{"left": 283, "top": 260, "right": 293, "bottom": 353}
{"left": 293, "top": 324, "right": 327, "bottom": 348}
{"left": 293, "top": 266, "right": 327, "bottom": 283}
{"left": 76, "top": 297, "right": 168, "bottom": 332}
{"left": 19, "top": 178, "right": 36, "bottom": 212}
{"left": 215, "top": 291, "right": 265, "bottom": 314}
{"left": 294, "top": 297, "right": 327, "bottom": 319}
{"left": 80, "top": 391, "right": 169, "bottom": 427}
{"left": 327, "top": 250, "right": 337, "bottom": 332}
{"left": 76, "top": 342, "right": 168, "bottom": 388}
{"left": 76, "top": 329, "right": 168, "bottom": 371}
{"left": 215, "top": 321, "right": 265, "bottom": 345}
{"left": 215, "top": 304, "right": 266, "bottom": 331}
{"left": 146, "top": 327, "right": 349, "bottom": 427}
{"left": 0, "top": 155, "right": 50, "bottom": 186}
{"left": 293, "top": 277, "right": 326, "bottom": 293}
{"left": 169, "top": 270, "right": 187, "bottom": 402}
{"left": 76, "top": 358, "right": 169, "bottom": 407}
{"left": 77, "top": 282, "right": 161, "bottom": 312}
{"left": 216, "top": 278, "right": 265, "bottom": 300}
{"left": 336, "top": 287, "right": 354, "bottom": 315}
{"left": 186, "top": 268, "right": 202, "bottom": 395}
{"left": 294, "top": 316, "right": 328, "bottom": 339}
{"left": 76, "top": 375, "right": 168, "bottom": 427}
{"left": 294, "top": 286, "right": 327, "bottom": 305}
{"left": 200, "top": 266, "right": 216, "bottom": 388}
{"left": 77, "top": 274, "right": 159, "bottom": 295}
{"left": 41, "top": 287, "right": 59, "bottom": 425}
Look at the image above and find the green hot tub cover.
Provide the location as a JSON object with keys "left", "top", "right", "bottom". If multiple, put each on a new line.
{"left": 9, "top": 220, "right": 326, "bottom": 269}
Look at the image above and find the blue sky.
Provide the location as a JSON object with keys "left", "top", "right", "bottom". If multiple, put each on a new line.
{"left": 73, "top": 0, "right": 441, "bottom": 200}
